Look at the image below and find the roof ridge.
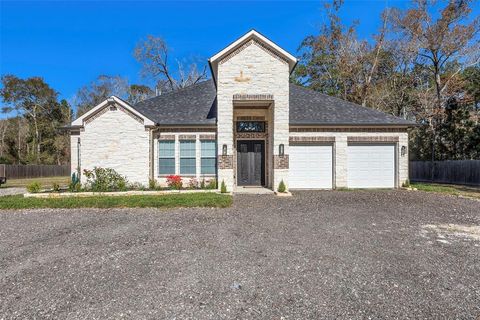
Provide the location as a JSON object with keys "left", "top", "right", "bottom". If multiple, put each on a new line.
{"left": 135, "top": 79, "right": 213, "bottom": 106}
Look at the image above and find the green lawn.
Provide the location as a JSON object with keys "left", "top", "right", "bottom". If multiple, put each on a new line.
{"left": 2, "top": 176, "right": 70, "bottom": 188}
{"left": 0, "top": 193, "right": 232, "bottom": 210}
{"left": 411, "top": 182, "right": 480, "bottom": 199}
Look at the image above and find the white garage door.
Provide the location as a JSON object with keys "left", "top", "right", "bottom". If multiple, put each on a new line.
{"left": 347, "top": 144, "right": 395, "bottom": 188}
{"left": 289, "top": 145, "right": 333, "bottom": 189}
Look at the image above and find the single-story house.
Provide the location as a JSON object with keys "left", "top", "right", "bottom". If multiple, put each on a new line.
{"left": 68, "top": 30, "right": 414, "bottom": 191}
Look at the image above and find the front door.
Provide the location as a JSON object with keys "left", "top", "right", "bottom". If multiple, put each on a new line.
{"left": 237, "top": 140, "right": 265, "bottom": 186}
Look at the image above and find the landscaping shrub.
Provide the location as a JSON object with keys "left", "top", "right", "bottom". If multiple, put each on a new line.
{"left": 68, "top": 181, "right": 81, "bottom": 192}
{"left": 52, "top": 182, "right": 60, "bottom": 192}
{"left": 200, "top": 179, "right": 206, "bottom": 189}
{"left": 128, "top": 182, "right": 146, "bottom": 191}
{"left": 68, "top": 172, "right": 81, "bottom": 192}
{"left": 188, "top": 178, "right": 198, "bottom": 189}
{"left": 166, "top": 175, "right": 183, "bottom": 190}
{"left": 71, "top": 172, "right": 80, "bottom": 185}
{"left": 278, "top": 180, "right": 286, "bottom": 193}
{"left": 207, "top": 179, "right": 217, "bottom": 189}
{"left": 149, "top": 178, "right": 157, "bottom": 190}
{"left": 26, "top": 181, "right": 42, "bottom": 193}
{"left": 83, "top": 167, "right": 128, "bottom": 192}
{"left": 220, "top": 180, "right": 227, "bottom": 193}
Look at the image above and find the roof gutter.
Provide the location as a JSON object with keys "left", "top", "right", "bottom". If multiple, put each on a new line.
{"left": 156, "top": 123, "right": 217, "bottom": 128}
{"left": 60, "top": 125, "right": 83, "bottom": 131}
{"left": 290, "top": 122, "right": 419, "bottom": 128}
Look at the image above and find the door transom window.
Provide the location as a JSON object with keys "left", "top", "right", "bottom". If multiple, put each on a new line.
{"left": 236, "top": 121, "right": 266, "bottom": 132}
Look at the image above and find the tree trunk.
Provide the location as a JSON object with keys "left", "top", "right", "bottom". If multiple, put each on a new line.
{"left": 17, "top": 113, "right": 21, "bottom": 164}
{"left": 435, "top": 72, "right": 442, "bottom": 109}
{"left": 32, "top": 107, "right": 41, "bottom": 163}
{"left": 0, "top": 121, "right": 7, "bottom": 158}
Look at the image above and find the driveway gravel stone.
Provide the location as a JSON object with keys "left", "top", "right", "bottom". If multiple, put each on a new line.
{"left": 0, "top": 190, "right": 479, "bottom": 319}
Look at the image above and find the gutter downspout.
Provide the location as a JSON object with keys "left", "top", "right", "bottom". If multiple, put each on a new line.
{"left": 77, "top": 137, "right": 81, "bottom": 182}
{"left": 149, "top": 126, "right": 160, "bottom": 182}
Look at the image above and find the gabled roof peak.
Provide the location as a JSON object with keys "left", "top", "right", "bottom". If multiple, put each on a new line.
{"left": 208, "top": 30, "right": 297, "bottom": 83}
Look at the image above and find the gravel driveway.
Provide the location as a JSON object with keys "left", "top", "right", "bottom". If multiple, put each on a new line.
{"left": 1, "top": 190, "right": 479, "bottom": 319}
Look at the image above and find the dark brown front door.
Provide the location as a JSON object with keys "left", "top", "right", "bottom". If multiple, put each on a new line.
{"left": 237, "top": 140, "right": 265, "bottom": 186}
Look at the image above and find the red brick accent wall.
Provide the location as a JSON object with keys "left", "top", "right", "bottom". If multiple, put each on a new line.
{"left": 274, "top": 155, "right": 289, "bottom": 169}
{"left": 289, "top": 136, "right": 335, "bottom": 143}
{"left": 157, "top": 128, "right": 216, "bottom": 133}
{"left": 236, "top": 132, "right": 268, "bottom": 139}
{"left": 347, "top": 136, "right": 399, "bottom": 142}
{"left": 290, "top": 127, "right": 407, "bottom": 132}
{"left": 199, "top": 134, "right": 216, "bottom": 140}
{"left": 158, "top": 135, "right": 175, "bottom": 141}
{"left": 179, "top": 134, "right": 197, "bottom": 140}
{"left": 218, "top": 155, "right": 234, "bottom": 169}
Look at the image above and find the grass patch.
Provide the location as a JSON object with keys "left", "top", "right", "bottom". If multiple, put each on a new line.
{"left": 2, "top": 176, "right": 70, "bottom": 188}
{"left": 0, "top": 193, "right": 232, "bottom": 210}
{"left": 411, "top": 182, "right": 480, "bottom": 199}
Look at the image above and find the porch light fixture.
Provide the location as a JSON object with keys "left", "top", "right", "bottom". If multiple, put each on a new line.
{"left": 222, "top": 144, "right": 227, "bottom": 156}
{"left": 401, "top": 146, "right": 406, "bottom": 157}
{"left": 279, "top": 144, "right": 284, "bottom": 157}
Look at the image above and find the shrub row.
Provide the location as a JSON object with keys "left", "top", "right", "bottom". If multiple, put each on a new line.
{"left": 26, "top": 168, "right": 219, "bottom": 193}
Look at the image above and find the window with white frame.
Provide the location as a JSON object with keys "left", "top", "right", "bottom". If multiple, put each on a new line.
{"left": 158, "top": 140, "right": 175, "bottom": 175}
{"left": 201, "top": 140, "right": 216, "bottom": 175}
{"left": 180, "top": 140, "right": 196, "bottom": 175}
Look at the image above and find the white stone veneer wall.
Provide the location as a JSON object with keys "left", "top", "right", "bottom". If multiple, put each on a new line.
{"left": 289, "top": 130, "right": 409, "bottom": 188}
{"left": 70, "top": 134, "right": 79, "bottom": 178}
{"left": 217, "top": 40, "right": 290, "bottom": 191}
{"left": 76, "top": 105, "right": 150, "bottom": 185}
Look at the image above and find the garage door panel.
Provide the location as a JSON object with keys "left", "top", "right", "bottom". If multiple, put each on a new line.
{"left": 347, "top": 144, "right": 395, "bottom": 188}
{"left": 289, "top": 145, "right": 333, "bottom": 189}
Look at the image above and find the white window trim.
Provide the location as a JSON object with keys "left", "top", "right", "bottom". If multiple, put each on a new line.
{"left": 158, "top": 140, "right": 175, "bottom": 176}
{"left": 200, "top": 140, "right": 217, "bottom": 175}
{"left": 156, "top": 134, "right": 217, "bottom": 179}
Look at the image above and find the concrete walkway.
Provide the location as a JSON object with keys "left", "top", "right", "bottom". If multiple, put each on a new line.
{"left": 234, "top": 186, "right": 275, "bottom": 194}
{"left": 0, "top": 187, "right": 25, "bottom": 197}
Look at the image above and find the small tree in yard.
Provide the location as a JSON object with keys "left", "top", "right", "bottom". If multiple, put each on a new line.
{"left": 220, "top": 180, "right": 227, "bottom": 193}
{"left": 26, "top": 181, "right": 41, "bottom": 193}
{"left": 278, "top": 180, "right": 287, "bottom": 193}
{"left": 149, "top": 178, "right": 157, "bottom": 190}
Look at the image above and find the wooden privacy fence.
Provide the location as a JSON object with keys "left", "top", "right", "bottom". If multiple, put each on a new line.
{"left": 0, "top": 164, "right": 70, "bottom": 179}
{"left": 410, "top": 160, "right": 480, "bottom": 186}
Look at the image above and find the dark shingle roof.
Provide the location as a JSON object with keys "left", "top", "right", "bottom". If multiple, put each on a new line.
{"left": 289, "top": 84, "right": 414, "bottom": 126}
{"left": 133, "top": 80, "right": 217, "bottom": 126}
{"left": 132, "top": 79, "right": 414, "bottom": 126}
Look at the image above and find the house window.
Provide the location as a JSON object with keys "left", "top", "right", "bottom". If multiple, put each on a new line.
{"left": 236, "top": 121, "right": 265, "bottom": 132}
{"left": 158, "top": 140, "right": 175, "bottom": 175}
{"left": 180, "top": 140, "right": 196, "bottom": 175}
{"left": 201, "top": 140, "right": 216, "bottom": 175}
